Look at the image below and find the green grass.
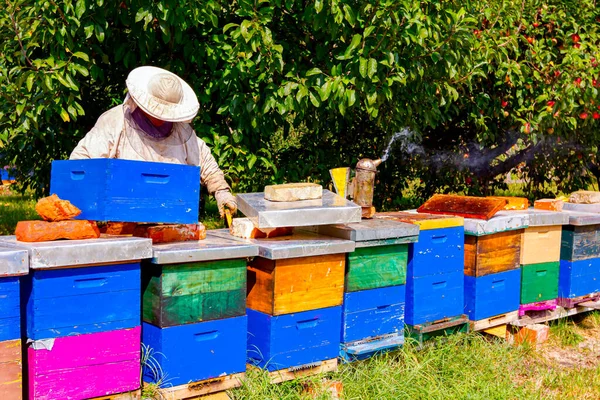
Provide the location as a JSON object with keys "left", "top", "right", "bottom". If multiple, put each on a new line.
{"left": 550, "top": 318, "right": 585, "bottom": 347}
{"left": 0, "top": 191, "right": 40, "bottom": 235}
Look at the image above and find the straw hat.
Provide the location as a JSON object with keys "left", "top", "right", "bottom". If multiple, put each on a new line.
{"left": 125, "top": 66, "right": 199, "bottom": 122}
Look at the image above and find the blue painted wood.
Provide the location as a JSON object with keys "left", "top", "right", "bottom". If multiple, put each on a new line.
{"left": 464, "top": 269, "right": 521, "bottom": 321}
{"left": 341, "top": 285, "right": 405, "bottom": 344}
{"left": 339, "top": 332, "right": 404, "bottom": 362}
{"left": 247, "top": 306, "right": 342, "bottom": 371}
{"left": 405, "top": 269, "right": 464, "bottom": 326}
{"left": 50, "top": 159, "right": 201, "bottom": 224}
{"left": 558, "top": 258, "right": 600, "bottom": 298}
{"left": 408, "top": 226, "right": 464, "bottom": 277}
{"left": 1, "top": 168, "right": 15, "bottom": 181}
{"left": 142, "top": 316, "right": 247, "bottom": 387}
{"left": 25, "top": 263, "right": 140, "bottom": 339}
{"left": 0, "top": 277, "right": 20, "bottom": 341}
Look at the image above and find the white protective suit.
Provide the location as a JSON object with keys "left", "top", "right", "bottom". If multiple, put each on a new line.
{"left": 70, "top": 96, "right": 234, "bottom": 213}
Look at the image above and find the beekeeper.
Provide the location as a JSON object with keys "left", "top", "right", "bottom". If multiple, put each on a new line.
{"left": 70, "top": 66, "right": 237, "bottom": 218}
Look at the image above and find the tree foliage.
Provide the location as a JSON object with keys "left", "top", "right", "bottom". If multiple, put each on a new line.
{"left": 1, "top": 0, "right": 599, "bottom": 205}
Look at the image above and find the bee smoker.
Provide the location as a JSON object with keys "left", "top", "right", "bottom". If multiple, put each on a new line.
{"left": 330, "top": 158, "right": 382, "bottom": 218}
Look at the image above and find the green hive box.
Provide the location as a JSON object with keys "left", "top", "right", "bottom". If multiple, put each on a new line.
{"left": 142, "top": 259, "right": 247, "bottom": 327}
{"left": 345, "top": 244, "right": 408, "bottom": 292}
{"left": 520, "top": 261, "right": 560, "bottom": 304}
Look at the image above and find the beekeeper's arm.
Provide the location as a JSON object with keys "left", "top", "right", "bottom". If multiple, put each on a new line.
{"left": 197, "top": 138, "right": 238, "bottom": 217}
{"left": 70, "top": 106, "right": 123, "bottom": 159}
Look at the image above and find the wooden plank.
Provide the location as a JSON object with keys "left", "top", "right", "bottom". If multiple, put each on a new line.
{"left": 471, "top": 311, "right": 519, "bottom": 331}
{"left": 487, "top": 196, "right": 529, "bottom": 210}
{"left": 511, "top": 301, "right": 600, "bottom": 327}
{"left": 0, "top": 339, "right": 21, "bottom": 400}
{"left": 557, "top": 293, "right": 600, "bottom": 308}
{"left": 520, "top": 262, "right": 559, "bottom": 304}
{"left": 464, "top": 231, "right": 522, "bottom": 277}
{"left": 483, "top": 325, "right": 507, "bottom": 338}
{"left": 345, "top": 245, "right": 408, "bottom": 291}
{"left": 142, "top": 259, "right": 246, "bottom": 327}
{"left": 247, "top": 254, "right": 345, "bottom": 315}
{"left": 408, "top": 314, "right": 469, "bottom": 334}
{"left": 249, "top": 359, "right": 338, "bottom": 384}
{"left": 375, "top": 211, "right": 464, "bottom": 230}
{"left": 518, "top": 299, "right": 558, "bottom": 317}
{"left": 88, "top": 389, "right": 142, "bottom": 400}
{"left": 417, "top": 194, "right": 506, "bottom": 220}
{"left": 520, "top": 226, "right": 562, "bottom": 265}
{"left": 151, "top": 373, "right": 244, "bottom": 400}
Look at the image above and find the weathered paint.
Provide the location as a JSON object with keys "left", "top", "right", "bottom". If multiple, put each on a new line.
{"left": 340, "top": 333, "right": 404, "bottom": 362}
{"left": 520, "top": 226, "right": 562, "bottom": 265}
{"left": 405, "top": 269, "right": 464, "bottom": 326}
{"left": 0, "top": 277, "right": 20, "bottom": 342}
{"left": 142, "top": 259, "right": 246, "bottom": 327}
{"left": 247, "top": 306, "right": 342, "bottom": 371}
{"left": 375, "top": 211, "right": 463, "bottom": 230}
{"left": 341, "top": 285, "right": 405, "bottom": 343}
{"left": 558, "top": 258, "right": 600, "bottom": 298}
{"left": 50, "top": 159, "right": 201, "bottom": 224}
{"left": 408, "top": 226, "right": 465, "bottom": 277}
{"left": 142, "top": 316, "right": 246, "bottom": 387}
{"left": 560, "top": 225, "right": 600, "bottom": 261}
{"left": 464, "top": 269, "right": 521, "bottom": 321}
{"left": 28, "top": 327, "right": 141, "bottom": 400}
{"left": 518, "top": 299, "right": 557, "bottom": 316}
{"left": 464, "top": 230, "right": 523, "bottom": 277}
{"left": 405, "top": 316, "right": 469, "bottom": 345}
{"left": 25, "top": 263, "right": 140, "bottom": 339}
{"left": 247, "top": 254, "right": 345, "bottom": 315}
{"left": 0, "top": 339, "right": 21, "bottom": 400}
{"left": 520, "top": 262, "right": 559, "bottom": 304}
{"left": 345, "top": 245, "right": 408, "bottom": 292}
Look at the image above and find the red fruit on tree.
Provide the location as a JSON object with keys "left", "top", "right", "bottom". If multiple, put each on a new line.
{"left": 524, "top": 123, "right": 531, "bottom": 134}
{"left": 547, "top": 100, "right": 556, "bottom": 107}
{"left": 574, "top": 77, "right": 582, "bottom": 85}
{"left": 572, "top": 34, "right": 581, "bottom": 43}
{"left": 554, "top": 71, "right": 561, "bottom": 77}
{"left": 594, "top": 112, "right": 600, "bottom": 120}
{"left": 580, "top": 112, "right": 588, "bottom": 119}
{"left": 465, "top": 177, "right": 472, "bottom": 185}
{"left": 533, "top": 22, "right": 540, "bottom": 27}
{"left": 527, "top": 37, "right": 534, "bottom": 44}
{"left": 501, "top": 100, "right": 508, "bottom": 108}
{"left": 574, "top": 43, "right": 581, "bottom": 49}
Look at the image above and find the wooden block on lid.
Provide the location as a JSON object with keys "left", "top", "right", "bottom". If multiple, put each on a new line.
{"left": 133, "top": 223, "right": 206, "bottom": 244}
{"left": 417, "top": 194, "right": 506, "bottom": 220}
{"left": 264, "top": 183, "right": 323, "bottom": 202}
{"left": 15, "top": 220, "right": 100, "bottom": 242}
{"left": 35, "top": 194, "right": 81, "bottom": 221}
{"left": 568, "top": 191, "right": 600, "bottom": 204}
{"left": 487, "top": 196, "right": 529, "bottom": 210}
{"left": 229, "top": 218, "right": 293, "bottom": 239}
{"left": 534, "top": 199, "right": 564, "bottom": 211}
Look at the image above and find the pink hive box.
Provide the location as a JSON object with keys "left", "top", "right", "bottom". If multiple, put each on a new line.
{"left": 28, "top": 327, "right": 141, "bottom": 400}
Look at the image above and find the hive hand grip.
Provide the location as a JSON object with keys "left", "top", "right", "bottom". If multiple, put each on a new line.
{"left": 296, "top": 318, "right": 319, "bottom": 329}
{"left": 70, "top": 171, "right": 85, "bottom": 180}
{"left": 74, "top": 278, "right": 107, "bottom": 288}
{"left": 142, "top": 173, "right": 170, "bottom": 184}
{"left": 492, "top": 279, "right": 505, "bottom": 289}
{"left": 536, "top": 270, "right": 548, "bottom": 277}
{"left": 194, "top": 330, "right": 219, "bottom": 341}
{"left": 432, "top": 281, "right": 448, "bottom": 289}
{"left": 431, "top": 235, "right": 448, "bottom": 243}
{"left": 375, "top": 304, "right": 392, "bottom": 314}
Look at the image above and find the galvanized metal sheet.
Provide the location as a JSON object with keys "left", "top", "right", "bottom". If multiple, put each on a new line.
{"left": 236, "top": 190, "right": 362, "bottom": 229}
{"left": 561, "top": 211, "right": 600, "bottom": 226}
{"left": 496, "top": 209, "right": 569, "bottom": 227}
{"left": 463, "top": 213, "right": 529, "bottom": 236}
{"left": 208, "top": 229, "right": 355, "bottom": 260}
{"left": 313, "top": 219, "right": 419, "bottom": 242}
{"left": 151, "top": 235, "right": 259, "bottom": 264}
{"left": 354, "top": 236, "right": 419, "bottom": 248}
{"left": 0, "top": 245, "right": 29, "bottom": 276}
{"left": 0, "top": 235, "right": 153, "bottom": 269}
{"left": 563, "top": 202, "right": 600, "bottom": 213}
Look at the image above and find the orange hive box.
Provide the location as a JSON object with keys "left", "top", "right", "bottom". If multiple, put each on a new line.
{"left": 534, "top": 199, "right": 564, "bottom": 212}
{"left": 35, "top": 194, "right": 81, "bottom": 221}
{"left": 15, "top": 220, "right": 100, "bottom": 242}
{"left": 417, "top": 194, "right": 506, "bottom": 220}
{"left": 487, "top": 196, "right": 529, "bottom": 210}
{"left": 133, "top": 223, "right": 206, "bottom": 244}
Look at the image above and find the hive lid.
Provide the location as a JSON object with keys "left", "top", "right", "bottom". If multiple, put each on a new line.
{"left": 563, "top": 202, "right": 600, "bottom": 214}
{"left": 236, "top": 190, "right": 361, "bottom": 229}
{"left": 561, "top": 211, "right": 600, "bottom": 226}
{"left": 375, "top": 211, "right": 464, "bottom": 230}
{"left": 496, "top": 209, "right": 569, "bottom": 227}
{"left": 0, "top": 245, "right": 29, "bottom": 276}
{"left": 417, "top": 194, "right": 506, "bottom": 220}
{"left": 150, "top": 235, "right": 259, "bottom": 264}
{"left": 208, "top": 229, "right": 355, "bottom": 260}
{"left": 463, "top": 213, "right": 529, "bottom": 236}
{"left": 313, "top": 219, "right": 419, "bottom": 242}
{"left": 0, "top": 236, "right": 152, "bottom": 269}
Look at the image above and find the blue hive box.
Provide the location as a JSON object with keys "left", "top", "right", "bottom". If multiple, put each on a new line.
{"left": 464, "top": 269, "right": 521, "bottom": 321}
{"left": 406, "top": 269, "right": 464, "bottom": 326}
{"left": 50, "top": 159, "right": 201, "bottom": 224}
{"left": 247, "top": 306, "right": 342, "bottom": 371}
{"left": 0, "top": 277, "right": 20, "bottom": 342}
{"left": 142, "top": 316, "right": 247, "bottom": 387}
{"left": 559, "top": 258, "right": 600, "bottom": 299}
{"left": 24, "top": 263, "right": 141, "bottom": 339}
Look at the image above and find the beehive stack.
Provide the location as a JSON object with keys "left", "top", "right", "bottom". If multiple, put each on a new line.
{"left": 140, "top": 237, "right": 258, "bottom": 397}
{"left": 375, "top": 212, "right": 468, "bottom": 344}
{"left": 317, "top": 219, "right": 419, "bottom": 361}
{"left": 462, "top": 213, "right": 528, "bottom": 329}
{"left": 0, "top": 236, "right": 152, "bottom": 399}
{"left": 557, "top": 211, "right": 600, "bottom": 307}
{"left": 0, "top": 246, "right": 28, "bottom": 400}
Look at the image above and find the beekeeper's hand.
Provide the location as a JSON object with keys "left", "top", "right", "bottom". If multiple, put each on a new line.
{"left": 215, "top": 190, "right": 238, "bottom": 218}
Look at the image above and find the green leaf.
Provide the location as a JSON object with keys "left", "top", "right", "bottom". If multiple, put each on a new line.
{"left": 345, "top": 34, "right": 362, "bottom": 56}
{"left": 56, "top": 73, "right": 72, "bottom": 89}
{"left": 319, "top": 80, "right": 332, "bottom": 101}
{"left": 75, "top": 0, "right": 86, "bottom": 19}
{"left": 16, "top": 103, "right": 25, "bottom": 116}
{"left": 431, "top": 52, "right": 441, "bottom": 63}
{"left": 26, "top": 74, "right": 35, "bottom": 92}
{"left": 84, "top": 23, "right": 94, "bottom": 39}
{"left": 367, "top": 58, "right": 377, "bottom": 78}
{"left": 73, "top": 52, "right": 89, "bottom": 62}
{"left": 240, "top": 20, "right": 251, "bottom": 42}
{"left": 309, "top": 91, "right": 321, "bottom": 107}
{"left": 73, "top": 63, "right": 89, "bottom": 77}
{"left": 95, "top": 25, "right": 105, "bottom": 43}
{"left": 315, "top": 0, "right": 323, "bottom": 13}
{"left": 306, "top": 68, "right": 323, "bottom": 76}
{"left": 367, "top": 91, "right": 377, "bottom": 105}
{"left": 44, "top": 75, "right": 53, "bottom": 90}
{"left": 359, "top": 57, "right": 368, "bottom": 78}
{"left": 346, "top": 89, "right": 356, "bottom": 106}
{"left": 135, "top": 9, "right": 147, "bottom": 23}
{"left": 296, "top": 85, "right": 308, "bottom": 103}
{"left": 343, "top": 4, "right": 356, "bottom": 26}
{"left": 223, "top": 23, "right": 239, "bottom": 33}
{"left": 248, "top": 154, "right": 257, "bottom": 170}
{"left": 60, "top": 108, "right": 71, "bottom": 122}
